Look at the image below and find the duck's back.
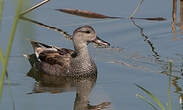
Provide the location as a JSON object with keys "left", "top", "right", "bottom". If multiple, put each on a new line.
{"left": 37, "top": 48, "right": 75, "bottom": 76}
{"left": 28, "top": 40, "right": 76, "bottom": 76}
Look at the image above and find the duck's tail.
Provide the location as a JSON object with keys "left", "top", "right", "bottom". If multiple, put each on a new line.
{"left": 29, "top": 40, "right": 54, "bottom": 57}
{"left": 30, "top": 40, "right": 51, "bottom": 49}
{"left": 23, "top": 54, "right": 30, "bottom": 59}
{"left": 23, "top": 54, "right": 38, "bottom": 66}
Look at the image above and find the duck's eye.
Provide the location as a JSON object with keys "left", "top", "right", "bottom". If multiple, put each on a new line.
{"left": 78, "top": 30, "right": 91, "bottom": 33}
{"left": 85, "top": 31, "right": 90, "bottom": 34}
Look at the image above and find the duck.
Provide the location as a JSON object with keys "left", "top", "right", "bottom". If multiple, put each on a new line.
{"left": 24, "top": 25, "right": 110, "bottom": 77}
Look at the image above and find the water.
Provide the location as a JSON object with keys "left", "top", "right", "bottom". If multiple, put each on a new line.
{"left": 1, "top": 0, "right": 183, "bottom": 110}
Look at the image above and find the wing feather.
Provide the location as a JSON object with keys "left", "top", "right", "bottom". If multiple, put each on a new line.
{"left": 38, "top": 48, "right": 74, "bottom": 68}
{"left": 30, "top": 40, "right": 75, "bottom": 69}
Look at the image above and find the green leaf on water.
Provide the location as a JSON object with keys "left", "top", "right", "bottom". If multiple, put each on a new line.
{"left": 135, "top": 84, "right": 165, "bottom": 110}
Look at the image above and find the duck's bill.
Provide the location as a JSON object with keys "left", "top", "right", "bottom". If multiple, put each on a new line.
{"left": 92, "top": 36, "right": 110, "bottom": 48}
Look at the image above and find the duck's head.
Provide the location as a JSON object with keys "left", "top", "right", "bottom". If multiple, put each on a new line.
{"left": 72, "top": 25, "right": 110, "bottom": 48}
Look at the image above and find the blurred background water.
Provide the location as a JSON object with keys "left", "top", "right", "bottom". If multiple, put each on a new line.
{"left": 1, "top": 0, "right": 183, "bottom": 110}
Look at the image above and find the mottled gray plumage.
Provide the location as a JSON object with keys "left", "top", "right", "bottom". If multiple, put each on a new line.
{"left": 25, "top": 25, "right": 110, "bottom": 77}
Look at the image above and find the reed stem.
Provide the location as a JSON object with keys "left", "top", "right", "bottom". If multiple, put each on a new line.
{"left": 0, "top": 0, "right": 24, "bottom": 100}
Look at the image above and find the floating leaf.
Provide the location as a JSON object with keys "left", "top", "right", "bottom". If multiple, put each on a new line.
{"left": 56, "top": 8, "right": 120, "bottom": 19}
{"left": 132, "top": 17, "right": 166, "bottom": 21}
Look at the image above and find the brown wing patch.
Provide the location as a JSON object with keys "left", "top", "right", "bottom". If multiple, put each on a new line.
{"left": 56, "top": 48, "right": 74, "bottom": 55}
{"left": 39, "top": 48, "right": 74, "bottom": 68}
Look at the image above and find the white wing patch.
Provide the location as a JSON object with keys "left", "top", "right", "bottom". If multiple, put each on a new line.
{"left": 34, "top": 47, "right": 58, "bottom": 62}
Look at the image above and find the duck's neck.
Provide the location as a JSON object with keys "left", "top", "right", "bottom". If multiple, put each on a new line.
{"left": 71, "top": 40, "right": 97, "bottom": 74}
{"left": 73, "top": 41, "right": 96, "bottom": 71}
{"left": 73, "top": 41, "right": 91, "bottom": 60}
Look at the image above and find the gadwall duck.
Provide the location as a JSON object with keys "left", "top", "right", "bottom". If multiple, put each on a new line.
{"left": 25, "top": 25, "right": 110, "bottom": 77}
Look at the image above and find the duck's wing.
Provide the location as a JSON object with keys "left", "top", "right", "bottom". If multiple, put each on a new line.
{"left": 30, "top": 40, "right": 58, "bottom": 56}
{"left": 30, "top": 40, "right": 75, "bottom": 68}
{"left": 38, "top": 48, "right": 74, "bottom": 67}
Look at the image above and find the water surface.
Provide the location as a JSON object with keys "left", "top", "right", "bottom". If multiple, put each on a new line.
{"left": 1, "top": 0, "right": 183, "bottom": 110}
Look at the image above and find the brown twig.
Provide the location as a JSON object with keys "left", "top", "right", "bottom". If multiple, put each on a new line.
{"left": 130, "top": 19, "right": 160, "bottom": 58}
{"left": 129, "top": 0, "right": 144, "bottom": 18}
{"left": 20, "top": 0, "right": 50, "bottom": 16}
{"left": 20, "top": 16, "right": 72, "bottom": 40}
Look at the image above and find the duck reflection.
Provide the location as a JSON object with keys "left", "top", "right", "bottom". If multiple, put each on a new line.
{"left": 26, "top": 54, "right": 110, "bottom": 110}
